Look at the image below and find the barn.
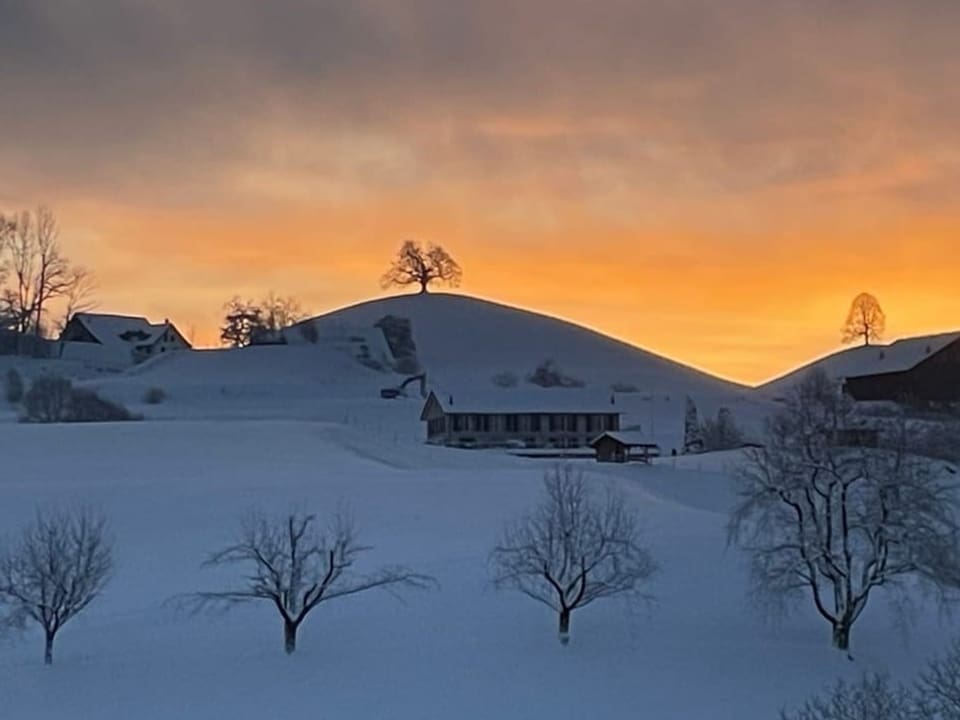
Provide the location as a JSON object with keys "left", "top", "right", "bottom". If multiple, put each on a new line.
{"left": 420, "top": 391, "right": 621, "bottom": 449}
{"left": 842, "top": 332, "right": 960, "bottom": 404}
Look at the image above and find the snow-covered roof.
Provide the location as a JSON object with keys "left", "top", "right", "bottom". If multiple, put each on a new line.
{"left": 590, "top": 431, "right": 652, "bottom": 447}
{"left": 71, "top": 313, "right": 172, "bottom": 352}
{"left": 427, "top": 389, "right": 621, "bottom": 415}
{"left": 844, "top": 332, "right": 960, "bottom": 378}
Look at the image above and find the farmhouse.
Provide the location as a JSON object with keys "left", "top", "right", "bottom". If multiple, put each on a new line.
{"left": 842, "top": 332, "right": 960, "bottom": 404}
{"left": 420, "top": 390, "right": 621, "bottom": 449}
{"left": 59, "top": 313, "right": 192, "bottom": 368}
{"left": 590, "top": 431, "right": 661, "bottom": 464}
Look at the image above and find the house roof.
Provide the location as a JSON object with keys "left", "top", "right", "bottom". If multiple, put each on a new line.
{"left": 70, "top": 313, "right": 180, "bottom": 353}
{"left": 844, "top": 332, "right": 960, "bottom": 379}
{"left": 589, "top": 431, "right": 655, "bottom": 448}
{"left": 424, "top": 390, "right": 621, "bottom": 415}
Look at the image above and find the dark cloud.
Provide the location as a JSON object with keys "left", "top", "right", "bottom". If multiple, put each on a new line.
{"left": 1, "top": 0, "right": 958, "bottom": 209}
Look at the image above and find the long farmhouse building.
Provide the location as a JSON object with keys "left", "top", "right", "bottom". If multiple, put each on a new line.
{"left": 420, "top": 391, "right": 621, "bottom": 449}
{"left": 842, "top": 332, "right": 960, "bottom": 404}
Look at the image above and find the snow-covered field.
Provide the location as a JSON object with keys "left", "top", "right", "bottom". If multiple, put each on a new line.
{"left": 0, "top": 295, "right": 952, "bottom": 718}
{"left": 0, "top": 420, "right": 951, "bottom": 719}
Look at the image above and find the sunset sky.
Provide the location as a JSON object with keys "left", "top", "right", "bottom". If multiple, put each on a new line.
{"left": 2, "top": 0, "right": 958, "bottom": 385}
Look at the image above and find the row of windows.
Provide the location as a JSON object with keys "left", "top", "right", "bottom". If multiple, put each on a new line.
{"left": 433, "top": 413, "right": 617, "bottom": 435}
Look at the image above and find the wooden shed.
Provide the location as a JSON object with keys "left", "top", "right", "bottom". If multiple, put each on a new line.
{"left": 590, "top": 431, "right": 661, "bottom": 464}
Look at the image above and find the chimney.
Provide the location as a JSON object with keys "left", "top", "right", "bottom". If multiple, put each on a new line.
{"left": 610, "top": 394, "right": 616, "bottom": 405}
{"left": 448, "top": 395, "right": 454, "bottom": 406}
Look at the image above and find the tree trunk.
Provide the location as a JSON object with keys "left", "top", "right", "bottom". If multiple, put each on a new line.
{"left": 283, "top": 619, "right": 298, "bottom": 655}
{"left": 832, "top": 621, "right": 851, "bottom": 652}
{"left": 418, "top": 280, "right": 428, "bottom": 294}
{"left": 558, "top": 609, "right": 571, "bottom": 646}
{"left": 44, "top": 631, "right": 54, "bottom": 665}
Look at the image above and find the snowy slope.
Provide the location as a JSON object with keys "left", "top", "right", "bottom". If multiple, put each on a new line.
{"left": 0, "top": 421, "right": 950, "bottom": 720}
{"left": 301, "top": 293, "right": 748, "bottom": 395}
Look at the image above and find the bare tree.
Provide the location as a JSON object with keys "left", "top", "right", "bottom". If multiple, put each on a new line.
{"left": 0, "top": 206, "right": 89, "bottom": 338}
{"left": 729, "top": 369, "right": 960, "bottom": 653}
{"left": 189, "top": 509, "right": 433, "bottom": 654}
{"left": 0, "top": 507, "right": 113, "bottom": 665}
{"left": 219, "top": 297, "right": 263, "bottom": 348}
{"left": 381, "top": 240, "right": 462, "bottom": 294}
{"left": 260, "top": 292, "right": 304, "bottom": 332}
{"left": 842, "top": 292, "right": 886, "bottom": 346}
{"left": 219, "top": 293, "right": 305, "bottom": 347}
{"left": 490, "top": 466, "right": 658, "bottom": 645}
{"left": 56, "top": 267, "right": 97, "bottom": 334}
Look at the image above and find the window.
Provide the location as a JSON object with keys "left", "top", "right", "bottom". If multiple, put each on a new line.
{"left": 505, "top": 415, "right": 519, "bottom": 432}
{"left": 530, "top": 415, "right": 542, "bottom": 432}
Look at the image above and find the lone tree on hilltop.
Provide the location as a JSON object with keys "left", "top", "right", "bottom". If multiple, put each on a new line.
{"left": 188, "top": 509, "right": 433, "bottom": 654}
{"left": 728, "top": 369, "right": 960, "bottom": 654}
{"left": 842, "top": 292, "right": 885, "bottom": 346}
{"left": 490, "top": 466, "right": 658, "bottom": 645}
{"left": 381, "top": 240, "right": 462, "bottom": 294}
{"left": 0, "top": 507, "right": 113, "bottom": 665}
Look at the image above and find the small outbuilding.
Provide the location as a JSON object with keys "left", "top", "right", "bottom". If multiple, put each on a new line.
{"left": 590, "top": 431, "right": 661, "bottom": 464}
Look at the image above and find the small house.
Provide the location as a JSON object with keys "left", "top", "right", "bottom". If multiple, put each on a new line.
{"left": 590, "top": 431, "right": 661, "bottom": 464}
{"left": 59, "top": 313, "right": 192, "bottom": 368}
{"left": 420, "top": 390, "right": 621, "bottom": 449}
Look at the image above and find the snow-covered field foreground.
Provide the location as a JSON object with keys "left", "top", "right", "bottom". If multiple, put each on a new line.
{"left": 0, "top": 420, "right": 951, "bottom": 719}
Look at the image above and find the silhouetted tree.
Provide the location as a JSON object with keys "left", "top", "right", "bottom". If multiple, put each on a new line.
{"left": 729, "top": 370, "right": 960, "bottom": 653}
{"left": 56, "top": 267, "right": 97, "bottom": 334}
{"left": 781, "top": 674, "right": 914, "bottom": 720}
{"left": 700, "top": 407, "right": 744, "bottom": 451}
{"left": 491, "top": 466, "right": 658, "bottom": 645}
{"left": 188, "top": 509, "right": 433, "bottom": 654}
{"left": 0, "top": 206, "right": 91, "bottom": 338}
{"left": 842, "top": 293, "right": 886, "bottom": 346}
{"left": 219, "top": 297, "right": 263, "bottom": 348}
{"left": 0, "top": 507, "right": 113, "bottom": 665}
{"left": 381, "top": 240, "right": 462, "bottom": 294}
{"left": 219, "top": 293, "right": 305, "bottom": 347}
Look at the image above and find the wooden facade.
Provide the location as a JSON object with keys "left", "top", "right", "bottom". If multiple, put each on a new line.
{"left": 591, "top": 432, "right": 661, "bottom": 463}
{"left": 420, "top": 392, "right": 621, "bottom": 449}
{"left": 844, "top": 337, "right": 960, "bottom": 404}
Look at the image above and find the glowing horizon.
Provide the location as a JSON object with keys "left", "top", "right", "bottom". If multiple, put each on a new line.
{"left": 2, "top": 1, "right": 959, "bottom": 385}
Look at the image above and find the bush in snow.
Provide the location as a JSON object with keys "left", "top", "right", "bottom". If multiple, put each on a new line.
{"left": 22, "top": 375, "right": 73, "bottom": 422}
{"left": 492, "top": 371, "right": 519, "bottom": 388}
{"left": 490, "top": 466, "right": 657, "bottom": 645}
{"left": 186, "top": 509, "right": 434, "bottom": 654}
{"left": 0, "top": 507, "right": 113, "bottom": 665}
{"left": 916, "top": 637, "right": 960, "bottom": 719}
{"left": 298, "top": 321, "right": 319, "bottom": 344}
{"left": 4, "top": 368, "right": 24, "bottom": 404}
{"left": 22, "top": 376, "right": 138, "bottom": 423}
{"left": 780, "top": 674, "right": 913, "bottom": 720}
{"left": 526, "top": 359, "right": 585, "bottom": 389}
{"left": 68, "top": 388, "right": 139, "bottom": 422}
{"left": 143, "top": 387, "right": 167, "bottom": 404}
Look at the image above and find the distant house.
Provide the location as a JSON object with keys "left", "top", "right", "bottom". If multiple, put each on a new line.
{"left": 842, "top": 332, "right": 960, "bottom": 404}
{"left": 420, "top": 391, "right": 621, "bottom": 449}
{"left": 59, "top": 313, "right": 191, "bottom": 368}
{"left": 590, "top": 431, "right": 661, "bottom": 464}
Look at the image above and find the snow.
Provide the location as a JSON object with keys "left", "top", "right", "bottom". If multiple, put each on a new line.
{"left": 0, "top": 293, "right": 950, "bottom": 718}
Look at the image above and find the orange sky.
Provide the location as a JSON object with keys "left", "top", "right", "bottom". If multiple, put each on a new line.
{"left": 2, "top": 1, "right": 959, "bottom": 385}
